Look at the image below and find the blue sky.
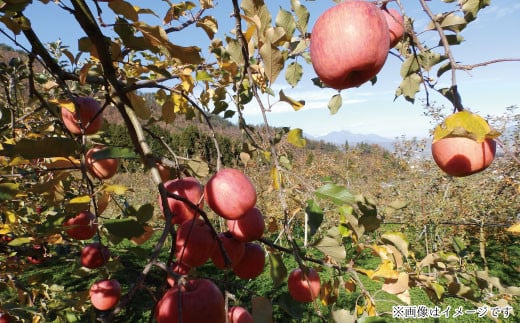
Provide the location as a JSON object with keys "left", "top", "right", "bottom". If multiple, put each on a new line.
{"left": 7, "top": 0, "right": 520, "bottom": 139}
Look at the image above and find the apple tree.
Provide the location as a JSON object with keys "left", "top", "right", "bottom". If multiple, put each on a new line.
{"left": 0, "top": 0, "right": 519, "bottom": 321}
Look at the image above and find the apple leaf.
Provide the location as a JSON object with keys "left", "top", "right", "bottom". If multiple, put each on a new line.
{"left": 461, "top": 0, "right": 491, "bottom": 22}
{"left": 400, "top": 56, "right": 420, "bottom": 78}
{"left": 279, "top": 90, "right": 305, "bottom": 110}
{"left": 268, "top": 252, "right": 287, "bottom": 288}
{"left": 285, "top": 62, "right": 303, "bottom": 87}
{"left": 8, "top": 237, "right": 32, "bottom": 247}
{"left": 311, "top": 227, "right": 346, "bottom": 263}
{"left": 381, "top": 232, "right": 409, "bottom": 259}
{"left": 315, "top": 183, "right": 355, "bottom": 205}
{"left": 0, "top": 182, "right": 18, "bottom": 201}
{"left": 327, "top": 94, "right": 342, "bottom": 115}
{"left": 432, "top": 110, "right": 500, "bottom": 142}
{"left": 91, "top": 147, "right": 137, "bottom": 160}
{"left": 196, "top": 16, "right": 218, "bottom": 40}
{"left": 109, "top": 0, "right": 139, "bottom": 22}
{"left": 104, "top": 218, "right": 145, "bottom": 239}
{"left": 332, "top": 309, "right": 356, "bottom": 323}
{"left": 259, "top": 43, "right": 284, "bottom": 84}
{"left": 506, "top": 222, "right": 520, "bottom": 235}
{"left": 291, "top": 0, "right": 310, "bottom": 34}
{"left": 287, "top": 128, "right": 306, "bottom": 148}
{"left": 395, "top": 73, "right": 421, "bottom": 103}
{"left": 382, "top": 272, "right": 409, "bottom": 294}
{"left": 306, "top": 199, "right": 323, "bottom": 238}
{"left": 275, "top": 8, "right": 295, "bottom": 41}
{"left": 252, "top": 296, "right": 274, "bottom": 323}
{"left": 0, "top": 137, "right": 78, "bottom": 159}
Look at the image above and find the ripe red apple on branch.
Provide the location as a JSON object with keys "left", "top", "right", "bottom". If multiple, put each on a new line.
{"left": 81, "top": 242, "right": 110, "bottom": 269}
{"left": 210, "top": 232, "right": 246, "bottom": 269}
{"left": 288, "top": 267, "right": 321, "bottom": 303}
{"left": 310, "top": 1, "right": 390, "bottom": 90}
{"left": 63, "top": 210, "right": 98, "bottom": 240}
{"left": 61, "top": 97, "right": 104, "bottom": 135}
{"left": 89, "top": 279, "right": 121, "bottom": 311}
{"left": 155, "top": 279, "right": 226, "bottom": 323}
{"left": 382, "top": 7, "right": 405, "bottom": 47}
{"left": 175, "top": 218, "right": 215, "bottom": 267}
{"left": 85, "top": 146, "right": 119, "bottom": 180}
{"left": 432, "top": 137, "right": 496, "bottom": 177}
{"left": 205, "top": 168, "right": 257, "bottom": 220}
{"left": 228, "top": 306, "right": 253, "bottom": 323}
{"left": 227, "top": 207, "right": 265, "bottom": 242}
{"left": 232, "top": 242, "right": 265, "bottom": 279}
{"left": 158, "top": 177, "right": 204, "bottom": 225}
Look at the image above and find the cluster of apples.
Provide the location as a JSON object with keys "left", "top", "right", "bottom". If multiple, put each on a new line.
{"left": 156, "top": 168, "right": 265, "bottom": 322}
{"left": 61, "top": 96, "right": 119, "bottom": 180}
{"left": 61, "top": 210, "right": 121, "bottom": 311}
{"left": 310, "top": 1, "right": 404, "bottom": 90}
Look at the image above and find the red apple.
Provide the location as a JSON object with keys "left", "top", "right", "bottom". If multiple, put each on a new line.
{"left": 61, "top": 96, "right": 103, "bottom": 135}
{"left": 288, "top": 267, "right": 321, "bottom": 303}
{"left": 204, "top": 168, "right": 257, "bottom": 220}
{"left": 166, "top": 262, "right": 191, "bottom": 287}
{"left": 310, "top": 1, "right": 390, "bottom": 90}
{"left": 210, "top": 232, "right": 246, "bottom": 269}
{"left": 227, "top": 207, "right": 265, "bottom": 242}
{"left": 89, "top": 279, "right": 121, "bottom": 311}
{"left": 158, "top": 177, "right": 204, "bottom": 225}
{"left": 232, "top": 242, "right": 265, "bottom": 279}
{"left": 176, "top": 218, "right": 215, "bottom": 267}
{"left": 81, "top": 243, "right": 110, "bottom": 269}
{"left": 431, "top": 137, "right": 496, "bottom": 177}
{"left": 155, "top": 279, "right": 226, "bottom": 323}
{"left": 382, "top": 7, "right": 405, "bottom": 47}
{"left": 85, "top": 146, "right": 119, "bottom": 180}
{"left": 0, "top": 312, "right": 12, "bottom": 323}
{"left": 228, "top": 306, "right": 253, "bottom": 323}
{"left": 63, "top": 210, "right": 97, "bottom": 240}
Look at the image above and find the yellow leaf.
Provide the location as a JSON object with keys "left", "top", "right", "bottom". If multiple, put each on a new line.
{"left": 287, "top": 128, "right": 306, "bottom": 148}
{"left": 382, "top": 272, "right": 409, "bottom": 294}
{"left": 45, "top": 234, "right": 63, "bottom": 245}
{"left": 69, "top": 195, "right": 91, "bottom": 205}
{"left": 6, "top": 210, "right": 16, "bottom": 224}
{"left": 433, "top": 110, "right": 500, "bottom": 143}
{"left": 0, "top": 224, "right": 11, "bottom": 235}
{"left": 127, "top": 91, "right": 151, "bottom": 119}
{"left": 270, "top": 167, "right": 282, "bottom": 190}
{"left": 506, "top": 222, "right": 520, "bottom": 235}
{"left": 279, "top": 90, "right": 305, "bottom": 111}
{"left": 102, "top": 184, "right": 131, "bottom": 195}
{"left": 49, "top": 98, "right": 75, "bottom": 113}
{"left": 372, "top": 260, "right": 398, "bottom": 280}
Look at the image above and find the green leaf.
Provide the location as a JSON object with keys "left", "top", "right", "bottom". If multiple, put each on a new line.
{"left": 251, "top": 296, "right": 273, "bottom": 323}
{"left": 195, "top": 70, "right": 213, "bottom": 82}
{"left": 135, "top": 204, "right": 154, "bottom": 223}
{"left": 395, "top": 73, "right": 422, "bottom": 103}
{"left": 275, "top": 8, "right": 296, "bottom": 41}
{"left": 418, "top": 51, "right": 446, "bottom": 71}
{"left": 8, "top": 237, "right": 31, "bottom": 247}
{"left": 0, "top": 137, "right": 78, "bottom": 159}
{"left": 0, "top": 182, "right": 18, "bottom": 201}
{"left": 279, "top": 89, "right": 304, "bottom": 110}
{"left": 268, "top": 252, "right": 287, "bottom": 288}
{"left": 306, "top": 199, "right": 323, "bottom": 238}
{"left": 436, "top": 61, "right": 452, "bottom": 77}
{"left": 315, "top": 183, "right": 355, "bottom": 205}
{"left": 285, "top": 62, "right": 303, "bottom": 87}
{"left": 311, "top": 227, "right": 346, "bottom": 263}
{"left": 91, "top": 146, "right": 137, "bottom": 160}
{"left": 259, "top": 43, "right": 284, "bottom": 84}
{"left": 439, "top": 34, "right": 464, "bottom": 46}
{"left": 327, "top": 94, "right": 342, "bottom": 115}
{"left": 461, "top": 0, "right": 491, "bottom": 22}
{"left": 400, "top": 56, "right": 420, "bottom": 78}
{"left": 291, "top": 0, "right": 310, "bottom": 34}
{"left": 104, "top": 218, "right": 145, "bottom": 239}
{"left": 428, "top": 12, "right": 467, "bottom": 33}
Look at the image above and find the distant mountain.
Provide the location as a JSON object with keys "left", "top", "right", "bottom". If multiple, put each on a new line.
{"left": 307, "top": 130, "right": 396, "bottom": 151}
